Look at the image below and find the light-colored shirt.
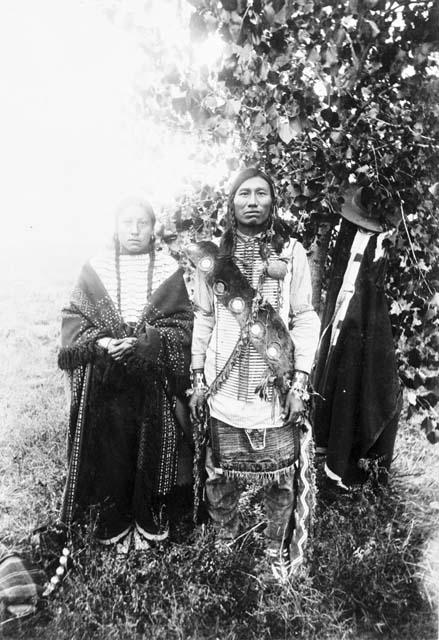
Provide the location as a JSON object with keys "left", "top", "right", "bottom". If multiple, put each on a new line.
{"left": 191, "top": 232, "right": 320, "bottom": 429}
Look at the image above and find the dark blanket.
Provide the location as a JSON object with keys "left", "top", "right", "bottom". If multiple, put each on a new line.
{"left": 58, "top": 261, "right": 193, "bottom": 525}
{"left": 313, "top": 220, "right": 402, "bottom": 485}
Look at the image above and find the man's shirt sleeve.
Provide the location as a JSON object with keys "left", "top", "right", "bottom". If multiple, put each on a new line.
{"left": 191, "top": 268, "right": 215, "bottom": 370}
{"left": 289, "top": 242, "right": 320, "bottom": 374}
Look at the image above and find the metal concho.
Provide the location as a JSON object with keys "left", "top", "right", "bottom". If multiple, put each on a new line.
{"left": 229, "top": 297, "right": 245, "bottom": 314}
{"left": 213, "top": 281, "right": 227, "bottom": 296}
{"left": 199, "top": 256, "right": 214, "bottom": 272}
{"left": 250, "top": 322, "right": 265, "bottom": 339}
{"left": 266, "top": 342, "right": 281, "bottom": 360}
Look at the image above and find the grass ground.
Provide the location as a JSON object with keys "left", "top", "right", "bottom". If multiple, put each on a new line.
{"left": 1, "top": 244, "right": 438, "bottom": 639}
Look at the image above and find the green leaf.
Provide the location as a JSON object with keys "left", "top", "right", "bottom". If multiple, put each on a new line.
{"left": 274, "top": 5, "right": 287, "bottom": 24}
{"left": 429, "top": 183, "right": 439, "bottom": 198}
{"left": 225, "top": 99, "right": 241, "bottom": 117}
{"left": 278, "top": 117, "right": 302, "bottom": 144}
{"left": 278, "top": 118, "right": 294, "bottom": 144}
{"left": 364, "top": 19, "right": 380, "bottom": 38}
{"left": 324, "top": 44, "right": 338, "bottom": 67}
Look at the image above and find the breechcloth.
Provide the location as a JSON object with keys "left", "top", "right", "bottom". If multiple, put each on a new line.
{"left": 206, "top": 418, "right": 299, "bottom": 548}
{"left": 205, "top": 448, "right": 295, "bottom": 549}
{"left": 209, "top": 417, "right": 300, "bottom": 482}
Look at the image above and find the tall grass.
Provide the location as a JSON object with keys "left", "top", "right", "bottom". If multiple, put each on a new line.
{"left": 1, "top": 244, "right": 438, "bottom": 639}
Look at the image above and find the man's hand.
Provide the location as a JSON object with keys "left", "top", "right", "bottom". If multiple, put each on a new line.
{"left": 282, "top": 388, "right": 305, "bottom": 425}
{"left": 189, "top": 389, "right": 206, "bottom": 422}
{"left": 189, "top": 369, "right": 207, "bottom": 422}
{"left": 107, "top": 337, "right": 137, "bottom": 362}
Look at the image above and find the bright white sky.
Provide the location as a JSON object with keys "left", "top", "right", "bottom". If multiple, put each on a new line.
{"left": 1, "top": 1, "right": 136, "bottom": 249}
{"left": 0, "top": 0, "right": 226, "bottom": 254}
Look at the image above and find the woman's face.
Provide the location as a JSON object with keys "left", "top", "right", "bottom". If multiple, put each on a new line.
{"left": 117, "top": 204, "right": 155, "bottom": 254}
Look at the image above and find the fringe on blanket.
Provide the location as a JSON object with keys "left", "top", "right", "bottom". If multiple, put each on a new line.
{"left": 58, "top": 343, "right": 97, "bottom": 370}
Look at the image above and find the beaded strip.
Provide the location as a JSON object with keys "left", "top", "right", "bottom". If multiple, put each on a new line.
{"left": 42, "top": 546, "right": 71, "bottom": 596}
{"left": 60, "top": 363, "right": 92, "bottom": 525}
{"left": 45, "top": 364, "right": 92, "bottom": 596}
{"left": 288, "top": 424, "right": 316, "bottom": 576}
{"left": 192, "top": 412, "right": 209, "bottom": 524}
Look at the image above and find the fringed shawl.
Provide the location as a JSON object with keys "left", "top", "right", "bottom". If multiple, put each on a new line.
{"left": 58, "top": 260, "right": 193, "bottom": 525}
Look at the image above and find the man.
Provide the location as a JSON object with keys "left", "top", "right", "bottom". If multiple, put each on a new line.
{"left": 189, "top": 168, "right": 320, "bottom": 579}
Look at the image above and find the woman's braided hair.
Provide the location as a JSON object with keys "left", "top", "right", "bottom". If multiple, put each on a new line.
{"left": 114, "top": 235, "right": 122, "bottom": 313}
{"left": 218, "top": 167, "right": 292, "bottom": 260}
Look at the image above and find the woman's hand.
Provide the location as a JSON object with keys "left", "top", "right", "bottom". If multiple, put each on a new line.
{"left": 107, "top": 337, "right": 137, "bottom": 362}
{"left": 97, "top": 337, "right": 112, "bottom": 350}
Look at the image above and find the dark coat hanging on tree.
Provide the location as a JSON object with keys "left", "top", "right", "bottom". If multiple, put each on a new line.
{"left": 313, "top": 219, "right": 402, "bottom": 487}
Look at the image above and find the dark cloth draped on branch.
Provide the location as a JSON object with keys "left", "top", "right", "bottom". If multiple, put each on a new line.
{"left": 58, "top": 261, "right": 193, "bottom": 530}
{"left": 313, "top": 219, "right": 402, "bottom": 486}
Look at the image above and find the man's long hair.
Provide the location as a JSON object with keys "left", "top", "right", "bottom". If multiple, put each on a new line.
{"left": 219, "top": 167, "right": 292, "bottom": 260}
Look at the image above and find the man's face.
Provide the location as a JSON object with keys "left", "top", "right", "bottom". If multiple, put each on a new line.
{"left": 117, "top": 204, "right": 154, "bottom": 254}
{"left": 233, "top": 176, "right": 272, "bottom": 235}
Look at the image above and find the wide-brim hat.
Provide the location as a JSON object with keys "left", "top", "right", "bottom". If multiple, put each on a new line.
{"left": 340, "top": 187, "right": 384, "bottom": 233}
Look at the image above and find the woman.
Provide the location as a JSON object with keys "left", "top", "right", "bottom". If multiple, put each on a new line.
{"left": 58, "top": 197, "right": 193, "bottom": 552}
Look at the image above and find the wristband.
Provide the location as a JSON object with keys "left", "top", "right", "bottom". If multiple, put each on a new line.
{"left": 291, "top": 370, "right": 308, "bottom": 390}
{"left": 193, "top": 370, "right": 208, "bottom": 390}
{"left": 186, "top": 370, "right": 208, "bottom": 397}
{"left": 289, "top": 370, "right": 310, "bottom": 402}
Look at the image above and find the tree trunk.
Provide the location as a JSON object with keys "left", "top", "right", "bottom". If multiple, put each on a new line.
{"left": 308, "top": 221, "right": 333, "bottom": 316}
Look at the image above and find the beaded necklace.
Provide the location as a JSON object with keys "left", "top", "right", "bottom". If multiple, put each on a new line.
{"left": 114, "top": 241, "right": 156, "bottom": 327}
